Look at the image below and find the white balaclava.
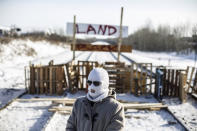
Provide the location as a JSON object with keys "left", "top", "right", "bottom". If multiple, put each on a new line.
{"left": 87, "top": 68, "right": 109, "bottom": 102}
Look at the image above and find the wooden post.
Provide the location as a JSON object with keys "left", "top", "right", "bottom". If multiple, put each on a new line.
{"left": 30, "top": 65, "right": 35, "bottom": 94}
{"left": 163, "top": 68, "right": 167, "bottom": 96}
{"left": 24, "top": 67, "right": 27, "bottom": 91}
{"left": 72, "top": 15, "right": 76, "bottom": 61}
{"left": 170, "top": 70, "right": 175, "bottom": 96}
{"left": 45, "top": 67, "right": 49, "bottom": 94}
{"left": 49, "top": 67, "right": 53, "bottom": 95}
{"left": 179, "top": 73, "right": 187, "bottom": 103}
{"left": 130, "top": 63, "right": 134, "bottom": 93}
{"left": 56, "top": 67, "right": 63, "bottom": 95}
{"left": 135, "top": 63, "right": 139, "bottom": 95}
{"left": 40, "top": 67, "right": 44, "bottom": 94}
{"left": 174, "top": 70, "right": 179, "bottom": 97}
{"left": 150, "top": 63, "right": 153, "bottom": 94}
{"left": 117, "top": 7, "right": 123, "bottom": 62}
{"left": 187, "top": 67, "right": 195, "bottom": 93}
{"left": 193, "top": 70, "right": 197, "bottom": 92}
{"left": 140, "top": 64, "right": 143, "bottom": 94}
{"left": 167, "top": 69, "right": 171, "bottom": 96}
{"left": 144, "top": 64, "right": 148, "bottom": 94}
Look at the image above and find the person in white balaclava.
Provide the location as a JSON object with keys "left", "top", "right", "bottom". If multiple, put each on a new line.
{"left": 86, "top": 68, "right": 109, "bottom": 102}
{"left": 66, "top": 68, "right": 125, "bottom": 131}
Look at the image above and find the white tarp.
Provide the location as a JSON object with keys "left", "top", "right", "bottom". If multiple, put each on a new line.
{"left": 66, "top": 22, "right": 128, "bottom": 37}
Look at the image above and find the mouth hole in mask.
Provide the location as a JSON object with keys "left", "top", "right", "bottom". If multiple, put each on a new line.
{"left": 87, "top": 80, "right": 101, "bottom": 86}
{"left": 90, "top": 89, "right": 95, "bottom": 93}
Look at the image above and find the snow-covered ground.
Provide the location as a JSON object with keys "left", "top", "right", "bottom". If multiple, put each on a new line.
{"left": 163, "top": 95, "right": 197, "bottom": 131}
{"left": 0, "top": 39, "right": 197, "bottom": 131}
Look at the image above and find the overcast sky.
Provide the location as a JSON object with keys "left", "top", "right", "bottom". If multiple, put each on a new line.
{"left": 0, "top": 0, "right": 197, "bottom": 35}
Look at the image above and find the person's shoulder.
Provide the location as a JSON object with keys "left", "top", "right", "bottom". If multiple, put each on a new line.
{"left": 107, "top": 97, "right": 123, "bottom": 108}
{"left": 75, "top": 96, "right": 87, "bottom": 104}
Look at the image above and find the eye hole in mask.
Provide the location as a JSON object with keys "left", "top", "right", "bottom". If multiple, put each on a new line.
{"left": 87, "top": 80, "right": 101, "bottom": 86}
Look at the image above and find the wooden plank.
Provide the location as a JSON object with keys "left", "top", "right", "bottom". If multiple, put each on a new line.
{"left": 163, "top": 69, "right": 167, "bottom": 96}
{"left": 174, "top": 70, "right": 179, "bottom": 97}
{"left": 135, "top": 64, "right": 139, "bottom": 95}
{"left": 56, "top": 67, "right": 63, "bottom": 95}
{"left": 104, "top": 67, "right": 126, "bottom": 70}
{"left": 52, "top": 100, "right": 75, "bottom": 105}
{"left": 16, "top": 98, "right": 76, "bottom": 102}
{"left": 170, "top": 70, "right": 175, "bottom": 96}
{"left": 185, "top": 66, "right": 189, "bottom": 79}
{"left": 124, "top": 103, "right": 167, "bottom": 110}
{"left": 63, "top": 65, "right": 69, "bottom": 89}
{"left": 143, "top": 64, "right": 148, "bottom": 92}
{"left": 179, "top": 73, "right": 187, "bottom": 103}
{"left": 177, "top": 71, "right": 180, "bottom": 97}
{"left": 72, "top": 15, "right": 76, "bottom": 60}
{"left": 40, "top": 68, "right": 44, "bottom": 94}
{"left": 193, "top": 70, "right": 197, "bottom": 93}
{"left": 166, "top": 69, "right": 171, "bottom": 96}
{"left": 123, "top": 103, "right": 162, "bottom": 107}
{"left": 30, "top": 66, "right": 35, "bottom": 94}
{"left": 49, "top": 67, "right": 53, "bottom": 95}
{"left": 24, "top": 67, "right": 27, "bottom": 91}
{"left": 149, "top": 107, "right": 161, "bottom": 111}
{"left": 48, "top": 102, "right": 167, "bottom": 112}
{"left": 139, "top": 65, "right": 143, "bottom": 94}
{"left": 130, "top": 63, "right": 134, "bottom": 93}
{"left": 150, "top": 63, "right": 153, "bottom": 93}
{"left": 34, "top": 68, "right": 39, "bottom": 94}
{"left": 71, "top": 44, "right": 132, "bottom": 52}
{"left": 45, "top": 67, "right": 49, "bottom": 94}
{"left": 105, "top": 62, "right": 125, "bottom": 66}
{"left": 117, "top": 7, "right": 124, "bottom": 62}
{"left": 49, "top": 106, "right": 73, "bottom": 112}
{"left": 187, "top": 67, "right": 195, "bottom": 93}
{"left": 66, "top": 64, "right": 73, "bottom": 92}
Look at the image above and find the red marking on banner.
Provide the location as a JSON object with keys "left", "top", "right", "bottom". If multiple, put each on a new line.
{"left": 108, "top": 25, "right": 117, "bottom": 35}
{"left": 87, "top": 25, "right": 96, "bottom": 34}
{"left": 98, "top": 25, "right": 107, "bottom": 35}
{"left": 76, "top": 24, "right": 86, "bottom": 34}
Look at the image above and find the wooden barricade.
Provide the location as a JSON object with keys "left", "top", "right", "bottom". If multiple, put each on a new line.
{"left": 27, "top": 61, "right": 155, "bottom": 95}
{"left": 65, "top": 61, "right": 78, "bottom": 93}
{"left": 77, "top": 61, "right": 99, "bottom": 91}
{"left": 104, "top": 62, "right": 153, "bottom": 94}
{"left": 104, "top": 62, "right": 125, "bottom": 93}
{"left": 129, "top": 63, "right": 153, "bottom": 95}
{"left": 27, "top": 63, "right": 69, "bottom": 95}
{"left": 186, "top": 66, "right": 197, "bottom": 94}
{"left": 156, "top": 68, "right": 188, "bottom": 101}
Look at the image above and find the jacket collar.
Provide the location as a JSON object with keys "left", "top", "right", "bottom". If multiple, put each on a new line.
{"left": 82, "top": 89, "right": 116, "bottom": 105}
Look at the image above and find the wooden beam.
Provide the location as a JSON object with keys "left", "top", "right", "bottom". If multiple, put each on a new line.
{"left": 72, "top": 15, "right": 76, "bottom": 60}
{"left": 179, "top": 73, "right": 187, "bottom": 103}
{"left": 117, "top": 7, "right": 124, "bottom": 62}
{"left": 49, "top": 67, "right": 53, "bottom": 95}
{"left": 48, "top": 103, "right": 167, "bottom": 112}
{"left": 123, "top": 103, "right": 167, "bottom": 110}
{"left": 15, "top": 98, "right": 76, "bottom": 102}
{"left": 40, "top": 67, "right": 44, "bottom": 94}
{"left": 187, "top": 67, "right": 195, "bottom": 92}
{"left": 71, "top": 44, "right": 132, "bottom": 52}
{"left": 49, "top": 106, "right": 73, "bottom": 112}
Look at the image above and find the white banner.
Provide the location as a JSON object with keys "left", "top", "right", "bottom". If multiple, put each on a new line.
{"left": 66, "top": 22, "right": 128, "bottom": 37}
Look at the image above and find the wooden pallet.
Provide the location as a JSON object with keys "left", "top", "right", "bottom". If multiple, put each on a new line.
{"left": 77, "top": 61, "right": 99, "bottom": 91}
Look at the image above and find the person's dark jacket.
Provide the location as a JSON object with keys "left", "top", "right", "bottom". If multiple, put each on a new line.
{"left": 66, "top": 90, "right": 125, "bottom": 131}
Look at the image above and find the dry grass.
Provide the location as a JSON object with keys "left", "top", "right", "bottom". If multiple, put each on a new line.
{"left": 0, "top": 37, "right": 12, "bottom": 45}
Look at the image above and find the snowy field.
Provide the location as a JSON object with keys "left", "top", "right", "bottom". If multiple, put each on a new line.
{"left": 0, "top": 39, "right": 197, "bottom": 130}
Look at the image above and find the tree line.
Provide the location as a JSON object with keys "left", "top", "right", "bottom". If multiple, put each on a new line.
{"left": 122, "top": 24, "right": 197, "bottom": 54}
